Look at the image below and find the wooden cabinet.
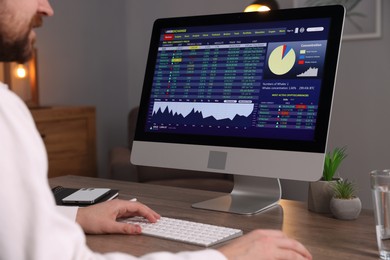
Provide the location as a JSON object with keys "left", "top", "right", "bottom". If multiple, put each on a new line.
{"left": 30, "top": 106, "right": 97, "bottom": 178}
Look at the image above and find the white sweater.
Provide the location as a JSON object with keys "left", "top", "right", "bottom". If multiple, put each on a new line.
{"left": 0, "top": 82, "right": 225, "bottom": 260}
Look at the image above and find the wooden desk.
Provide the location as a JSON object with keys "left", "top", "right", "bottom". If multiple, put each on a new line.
{"left": 50, "top": 175, "right": 379, "bottom": 259}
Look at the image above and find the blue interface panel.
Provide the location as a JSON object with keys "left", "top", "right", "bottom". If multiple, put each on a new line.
{"left": 145, "top": 18, "right": 331, "bottom": 141}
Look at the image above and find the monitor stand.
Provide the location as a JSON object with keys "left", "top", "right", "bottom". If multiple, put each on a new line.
{"left": 192, "top": 175, "right": 281, "bottom": 215}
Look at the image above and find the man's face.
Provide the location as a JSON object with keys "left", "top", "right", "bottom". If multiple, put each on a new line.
{"left": 0, "top": 0, "right": 53, "bottom": 63}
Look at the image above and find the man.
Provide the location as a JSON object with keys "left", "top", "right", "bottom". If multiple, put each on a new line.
{"left": 0, "top": 0, "right": 312, "bottom": 259}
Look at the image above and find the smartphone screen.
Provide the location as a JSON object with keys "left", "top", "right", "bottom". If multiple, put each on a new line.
{"left": 62, "top": 188, "right": 111, "bottom": 204}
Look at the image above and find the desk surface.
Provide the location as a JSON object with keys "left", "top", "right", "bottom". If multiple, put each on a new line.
{"left": 50, "top": 175, "right": 379, "bottom": 259}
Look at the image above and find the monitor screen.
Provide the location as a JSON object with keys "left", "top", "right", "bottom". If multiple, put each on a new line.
{"left": 132, "top": 5, "right": 345, "bottom": 214}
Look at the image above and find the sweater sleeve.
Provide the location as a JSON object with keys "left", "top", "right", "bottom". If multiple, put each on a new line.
{"left": 0, "top": 83, "right": 227, "bottom": 260}
{"left": 56, "top": 206, "right": 79, "bottom": 220}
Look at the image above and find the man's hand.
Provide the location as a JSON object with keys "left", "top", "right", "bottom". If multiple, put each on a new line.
{"left": 76, "top": 199, "right": 160, "bottom": 235}
{"left": 218, "top": 229, "right": 312, "bottom": 260}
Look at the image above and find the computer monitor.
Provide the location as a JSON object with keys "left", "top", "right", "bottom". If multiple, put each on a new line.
{"left": 132, "top": 5, "right": 345, "bottom": 214}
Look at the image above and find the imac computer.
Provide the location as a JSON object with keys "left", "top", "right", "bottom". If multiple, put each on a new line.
{"left": 132, "top": 5, "right": 345, "bottom": 214}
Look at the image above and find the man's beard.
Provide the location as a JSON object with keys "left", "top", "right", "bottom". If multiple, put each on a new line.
{"left": 0, "top": 32, "right": 32, "bottom": 63}
{"left": 0, "top": 13, "right": 38, "bottom": 64}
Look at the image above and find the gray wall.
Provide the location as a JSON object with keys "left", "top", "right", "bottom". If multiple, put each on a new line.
{"left": 36, "top": 0, "right": 389, "bottom": 209}
{"left": 36, "top": 0, "right": 130, "bottom": 178}
{"left": 325, "top": 1, "right": 390, "bottom": 209}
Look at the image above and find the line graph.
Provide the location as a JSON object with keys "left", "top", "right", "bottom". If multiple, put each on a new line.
{"left": 153, "top": 101, "right": 254, "bottom": 120}
{"left": 151, "top": 101, "right": 254, "bottom": 126}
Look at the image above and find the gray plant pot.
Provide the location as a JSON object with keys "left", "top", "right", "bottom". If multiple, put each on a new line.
{"left": 307, "top": 180, "right": 337, "bottom": 213}
{"left": 330, "top": 197, "right": 362, "bottom": 220}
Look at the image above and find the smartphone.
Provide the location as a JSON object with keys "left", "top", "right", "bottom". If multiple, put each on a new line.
{"left": 62, "top": 188, "right": 111, "bottom": 205}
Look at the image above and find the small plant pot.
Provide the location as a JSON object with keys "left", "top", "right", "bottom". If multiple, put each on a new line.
{"left": 308, "top": 180, "right": 338, "bottom": 213}
{"left": 330, "top": 197, "right": 362, "bottom": 220}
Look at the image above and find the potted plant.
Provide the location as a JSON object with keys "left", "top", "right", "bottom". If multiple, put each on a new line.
{"left": 308, "top": 147, "right": 347, "bottom": 213}
{"left": 330, "top": 179, "right": 361, "bottom": 220}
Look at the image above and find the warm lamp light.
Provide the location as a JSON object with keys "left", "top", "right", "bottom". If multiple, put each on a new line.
{"left": 244, "top": 4, "right": 271, "bottom": 12}
{"left": 15, "top": 64, "right": 27, "bottom": 79}
{"left": 244, "top": 0, "right": 279, "bottom": 12}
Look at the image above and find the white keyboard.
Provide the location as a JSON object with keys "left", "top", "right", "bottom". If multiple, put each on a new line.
{"left": 119, "top": 216, "right": 243, "bottom": 247}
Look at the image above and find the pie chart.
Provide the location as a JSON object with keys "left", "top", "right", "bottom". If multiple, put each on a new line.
{"left": 268, "top": 44, "right": 296, "bottom": 75}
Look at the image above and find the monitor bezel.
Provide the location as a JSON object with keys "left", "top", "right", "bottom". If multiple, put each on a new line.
{"left": 134, "top": 5, "right": 345, "bottom": 154}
